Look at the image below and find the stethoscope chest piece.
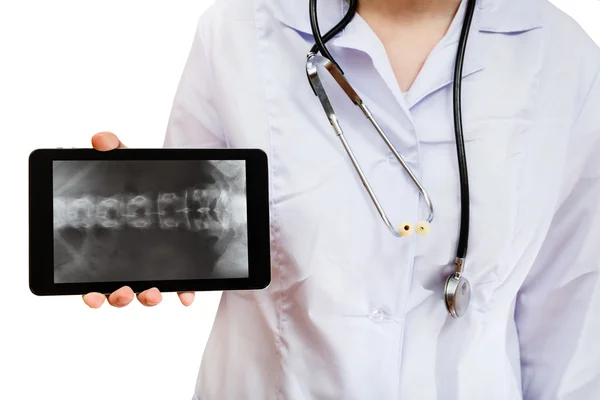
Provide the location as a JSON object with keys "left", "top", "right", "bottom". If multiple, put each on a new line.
{"left": 444, "top": 273, "right": 471, "bottom": 318}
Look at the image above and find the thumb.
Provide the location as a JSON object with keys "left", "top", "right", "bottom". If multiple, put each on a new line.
{"left": 91, "top": 131, "right": 127, "bottom": 151}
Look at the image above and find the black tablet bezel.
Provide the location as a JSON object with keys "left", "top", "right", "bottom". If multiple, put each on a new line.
{"left": 29, "top": 148, "right": 271, "bottom": 296}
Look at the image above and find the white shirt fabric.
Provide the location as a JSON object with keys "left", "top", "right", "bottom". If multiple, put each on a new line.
{"left": 162, "top": 0, "right": 600, "bottom": 398}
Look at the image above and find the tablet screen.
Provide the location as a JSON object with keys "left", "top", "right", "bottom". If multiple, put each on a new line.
{"left": 51, "top": 159, "right": 249, "bottom": 283}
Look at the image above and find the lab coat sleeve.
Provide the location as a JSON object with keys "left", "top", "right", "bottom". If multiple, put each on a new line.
{"left": 515, "top": 65, "right": 600, "bottom": 400}
{"left": 162, "top": 19, "right": 227, "bottom": 148}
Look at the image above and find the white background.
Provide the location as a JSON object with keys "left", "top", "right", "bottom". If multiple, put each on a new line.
{"left": 0, "top": 1, "right": 599, "bottom": 399}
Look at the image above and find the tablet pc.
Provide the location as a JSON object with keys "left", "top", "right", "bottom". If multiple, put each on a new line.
{"left": 29, "top": 148, "right": 271, "bottom": 296}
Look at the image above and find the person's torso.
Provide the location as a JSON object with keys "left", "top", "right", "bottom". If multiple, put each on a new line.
{"left": 187, "top": 0, "right": 599, "bottom": 398}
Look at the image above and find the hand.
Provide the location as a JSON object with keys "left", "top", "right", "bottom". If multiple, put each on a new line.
{"left": 82, "top": 132, "right": 196, "bottom": 309}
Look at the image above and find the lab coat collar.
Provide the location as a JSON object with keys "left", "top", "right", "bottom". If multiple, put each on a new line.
{"left": 273, "top": 0, "right": 544, "bottom": 36}
{"left": 273, "top": 0, "right": 543, "bottom": 117}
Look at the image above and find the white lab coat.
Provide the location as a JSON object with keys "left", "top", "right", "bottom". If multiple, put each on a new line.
{"left": 163, "top": 0, "right": 600, "bottom": 398}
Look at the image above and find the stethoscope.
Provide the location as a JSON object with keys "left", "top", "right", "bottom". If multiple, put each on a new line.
{"left": 305, "top": 0, "right": 477, "bottom": 318}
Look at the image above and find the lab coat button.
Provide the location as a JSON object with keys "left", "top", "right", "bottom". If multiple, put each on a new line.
{"left": 369, "top": 308, "right": 391, "bottom": 323}
{"left": 386, "top": 152, "right": 397, "bottom": 166}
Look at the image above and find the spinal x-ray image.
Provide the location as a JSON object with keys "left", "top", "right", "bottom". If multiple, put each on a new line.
{"left": 52, "top": 159, "right": 249, "bottom": 283}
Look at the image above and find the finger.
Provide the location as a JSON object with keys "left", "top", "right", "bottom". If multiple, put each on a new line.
{"left": 82, "top": 292, "right": 106, "bottom": 308}
{"left": 136, "top": 287, "right": 163, "bottom": 307}
{"left": 91, "top": 131, "right": 127, "bottom": 151}
{"left": 107, "top": 286, "right": 135, "bottom": 308}
{"left": 178, "top": 292, "right": 195, "bottom": 306}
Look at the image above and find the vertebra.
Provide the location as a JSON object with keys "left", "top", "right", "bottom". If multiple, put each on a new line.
{"left": 123, "top": 194, "right": 153, "bottom": 229}
{"left": 190, "top": 188, "right": 231, "bottom": 232}
{"left": 96, "top": 195, "right": 125, "bottom": 229}
{"left": 66, "top": 196, "right": 95, "bottom": 229}
{"left": 157, "top": 191, "right": 191, "bottom": 230}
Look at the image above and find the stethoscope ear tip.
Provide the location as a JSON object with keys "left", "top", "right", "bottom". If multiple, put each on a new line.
{"left": 416, "top": 221, "right": 431, "bottom": 236}
{"left": 398, "top": 222, "right": 413, "bottom": 237}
